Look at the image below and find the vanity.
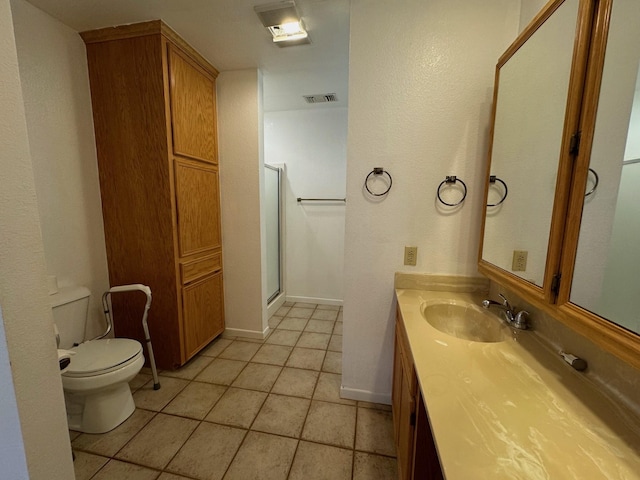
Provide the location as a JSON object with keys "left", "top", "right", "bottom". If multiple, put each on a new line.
{"left": 393, "top": 275, "right": 640, "bottom": 479}
{"left": 392, "top": 0, "right": 640, "bottom": 477}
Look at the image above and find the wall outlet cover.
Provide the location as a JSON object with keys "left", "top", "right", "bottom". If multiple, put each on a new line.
{"left": 404, "top": 246, "right": 418, "bottom": 266}
{"left": 512, "top": 250, "right": 528, "bottom": 271}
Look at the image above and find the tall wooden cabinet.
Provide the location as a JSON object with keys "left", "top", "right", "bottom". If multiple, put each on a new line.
{"left": 81, "top": 21, "right": 224, "bottom": 369}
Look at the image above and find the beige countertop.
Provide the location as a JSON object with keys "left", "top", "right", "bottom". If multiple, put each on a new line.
{"left": 396, "top": 286, "right": 640, "bottom": 479}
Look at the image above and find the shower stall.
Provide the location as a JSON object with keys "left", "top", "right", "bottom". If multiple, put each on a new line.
{"left": 264, "top": 164, "right": 285, "bottom": 312}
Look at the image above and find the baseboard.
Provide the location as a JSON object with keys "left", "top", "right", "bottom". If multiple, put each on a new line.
{"left": 340, "top": 385, "right": 392, "bottom": 405}
{"left": 267, "top": 293, "right": 286, "bottom": 317}
{"left": 224, "top": 325, "right": 270, "bottom": 340}
{"left": 286, "top": 295, "right": 343, "bottom": 307}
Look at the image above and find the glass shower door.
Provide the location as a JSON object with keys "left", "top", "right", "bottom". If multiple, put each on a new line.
{"left": 265, "top": 165, "right": 281, "bottom": 304}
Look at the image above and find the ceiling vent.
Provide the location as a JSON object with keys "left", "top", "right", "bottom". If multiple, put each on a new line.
{"left": 303, "top": 93, "right": 338, "bottom": 104}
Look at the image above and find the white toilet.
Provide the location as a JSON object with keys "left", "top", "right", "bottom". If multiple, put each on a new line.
{"left": 51, "top": 286, "right": 144, "bottom": 434}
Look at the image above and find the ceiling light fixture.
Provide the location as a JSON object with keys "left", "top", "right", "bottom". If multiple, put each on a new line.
{"left": 254, "top": 1, "right": 311, "bottom": 47}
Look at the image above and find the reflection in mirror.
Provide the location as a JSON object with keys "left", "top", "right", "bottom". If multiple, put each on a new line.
{"left": 482, "top": 0, "right": 579, "bottom": 287}
{"left": 571, "top": 0, "right": 640, "bottom": 335}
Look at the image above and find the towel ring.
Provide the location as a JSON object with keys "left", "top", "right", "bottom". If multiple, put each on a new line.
{"left": 365, "top": 168, "right": 393, "bottom": 196}
{"left": 437, "top": 176, "right": 467, "bottom": 207}
{"left": 487, "top": 175, "right": 508, "bottom": 206}
{"left": 585, "top": 168, "right": 599, "bottom": 197}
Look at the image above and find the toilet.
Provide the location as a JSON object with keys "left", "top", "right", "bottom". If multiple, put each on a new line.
{"left": 51, "top": 286, "right": 144, "bottom": 434}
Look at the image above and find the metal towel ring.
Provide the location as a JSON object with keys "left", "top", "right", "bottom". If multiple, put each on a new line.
{"left": 585, "top": 168, "right": 599, "bottom": 197}
{"left": 437, "top": 176, "right": 467, "bottom": 207}
{"left": 487, "top": 175, "right": 508, "bottom": 206}
{"left": 365, "top": 167, "right": 393, "bottom": 196}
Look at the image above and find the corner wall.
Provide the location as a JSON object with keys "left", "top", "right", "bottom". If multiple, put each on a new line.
{"left": 342, "top": 0, "right": 520, "bottom": 402}
{"left": 11, "top": 0, "right": 110, "bottom": 340}
{"left": 0, "top": 0, "right": 75, "bottom": 476}
{"left": 218, "top": 69, "right": 269, "bottom": 338}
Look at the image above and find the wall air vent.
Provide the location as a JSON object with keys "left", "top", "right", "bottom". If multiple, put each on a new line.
{"left": 303, "top": 93, "right": 338, "bottom": 104}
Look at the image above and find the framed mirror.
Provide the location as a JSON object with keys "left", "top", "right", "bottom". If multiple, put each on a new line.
{"left": 479, "top": 0, "right": 593, "bottom": 302}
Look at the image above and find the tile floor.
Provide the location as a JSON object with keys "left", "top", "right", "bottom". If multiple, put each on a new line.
{"left": 71, "top": 302, "right": 398, "bottom": 480}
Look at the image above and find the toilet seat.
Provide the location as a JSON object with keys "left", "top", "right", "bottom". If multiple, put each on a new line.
{"left": 63, "top": 338, "right": 142, "bottom": 378}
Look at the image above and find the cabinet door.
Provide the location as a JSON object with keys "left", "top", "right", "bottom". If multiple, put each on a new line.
{"left": 182, "top": 271, "right": 225, "bottom": 359}
{"left": 174, "top": 159, "right": 221, "bottom": 257}
{"left": 168, "top": 46, "right": 217, "bottom": 163}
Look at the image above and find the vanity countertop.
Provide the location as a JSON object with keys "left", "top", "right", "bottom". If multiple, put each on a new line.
{"left": 396, "top": 287, "right": 640, "bottom": 479}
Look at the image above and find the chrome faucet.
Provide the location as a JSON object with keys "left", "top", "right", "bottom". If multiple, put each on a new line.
{"left": 482, "top": 294, "right": 529, "bottom": 330}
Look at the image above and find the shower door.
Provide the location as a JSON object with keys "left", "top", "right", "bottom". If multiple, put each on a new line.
{"left": 265, "top": 165, "right": 282, "bottom": 304}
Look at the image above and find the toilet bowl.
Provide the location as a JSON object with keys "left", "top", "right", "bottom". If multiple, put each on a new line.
{"left": 51, "top": 286, "right": 145, "bottom": 433}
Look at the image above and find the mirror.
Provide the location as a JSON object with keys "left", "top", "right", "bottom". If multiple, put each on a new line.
{"left": 481, "top": 0, "right": 581, "bottom": 288}
{"left": 570, "top": 0, "right": 640, "bottom": 335}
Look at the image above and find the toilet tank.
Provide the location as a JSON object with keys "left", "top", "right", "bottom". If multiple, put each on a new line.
{"left": 50, "top": 286, "right": 91, "bottom": 349}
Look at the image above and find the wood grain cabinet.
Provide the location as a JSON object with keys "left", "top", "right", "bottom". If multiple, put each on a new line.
{"left": 81, "top": 21, "right": 224, "bottom": 369}
{"left": 393, "top": 308, "right": 443, "bottom": 480}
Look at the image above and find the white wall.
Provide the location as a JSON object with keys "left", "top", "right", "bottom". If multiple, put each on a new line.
{"left": 11, "top": 0, "right": 110, "bottom": 341}
{"left": 0, "top": 0, "right": 75, "bottom": 476}
{"left": 519, "top": 0, "right": 548, "bottom": 31}
{"left": 342, "top": 0, "right": 520, "bottom": 402}
{"left": 264, "top": 108, "right": 347, "bottom": 304}
{"left": 218, "top": 69, "right": 269, "bottom": 338}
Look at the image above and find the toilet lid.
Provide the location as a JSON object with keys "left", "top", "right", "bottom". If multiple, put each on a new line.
{"left": 63, "top": 338, "right": 142, "bottom": 377}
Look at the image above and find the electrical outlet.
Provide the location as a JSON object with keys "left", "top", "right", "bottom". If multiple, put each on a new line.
{"left": 512, "top": 250, "right": 528, "bottom": 271}
{"left": 404, "top": 246, "right": 418, "bottom": 266}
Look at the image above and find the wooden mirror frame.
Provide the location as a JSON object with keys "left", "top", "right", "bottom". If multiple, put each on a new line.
{"left": 479, "top": 0, "right": 640, "bottom": 371}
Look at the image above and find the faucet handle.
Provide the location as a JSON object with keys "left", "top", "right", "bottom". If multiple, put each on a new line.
{"left": 498, "top": 293, "right": 513, "bottom": 311}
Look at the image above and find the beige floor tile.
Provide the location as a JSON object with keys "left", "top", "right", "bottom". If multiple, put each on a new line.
{"left": 304, "top": 319, "right": 335, "bottom": 334}
{"left": 293, "top": 302, "right": 317, "bottom": 308}
{"left": 287, "top": 307, "right": 315, "bottom": 319}
{"left": 357, "top": 401, "right": 392, "bottom": 412}
{"left": 333, "top": 322, "right": 343, "bottom": 335}
{"left": 311, "top": 309, "right": 339, "bottom": 321}
{"left": 328, "top": 334, "right": 343, "bottom": 353}
{"left": 355, "top": 407, "right": 395, "bottom": 456}
{"left": 195, "top": 358, "right": 246, "bottom": 385}
{"left": 235, "top": 336, "right": 266, "bottom": 344}
{"left": 73, "top": 451, "right": 109, "bottom": 480}
{"left": 251, "top": 394, "right": 310, "bottom": 438}
{"left": 162, "top": 382, "right": 226, "bottom": 419}
{"left": 129, "top": 373, "right": 152, "bottom": 392}
{"left": 200, "top": 338, "right": 233, "bottom": 357}
{"left": 231, "top": 363, "right": 282, "bottom": 392}
{"left": 271, "top": 367, "right": 319, "bottom": 398}
{"left": 302, "top": 401, "right": 356, "bottom": 449}
{"left": 265, "top": 329, "right": 301, "bottom": 347}
{"left": 69, "top": 430, "right": 81, "bottom": 441}
{"left": 91, "top": 459, "right": 159, "bottom": 480}
{"left": 116, "top": 413, "right": 198, "bottom": 470}
{"left": 205, "top": 387, "right": 267, "bottom": 428}
{"left": 296, "top": 332, "right": 331, "bottom": 350}
{"left": 157, "top": 473, "right": 192, "bottom": 480}
{"left": 167, "top": 422, "right": 246, "bottom": 480}
{"left": 283, "top": 301, "right": 295, "bottom": 307}
{"left": 322, "top": 351, "right": 342, "bottom": 374}
{"left": 72, "top": 409, "right": 155, "bottom": 457}
{"left": 313, "top": 372, "right": 356, "bottom": 406}
{"left": 268, "top": 315, "right": 283, "bottom": 329}
{"left": 161, "top": 355, "right": 213, "bottom": 380}
{"left": 217, "top": 340, "right": 261, "bottom": 361}
{"left": 288, "top": 441, "right": 353, "bottom": 480}
{"left": 224, "top": 431, "right": 298, "bottom": 480}
{"left": 277, "top": 317, "right": 309, "bottom": 331}
{"left": 286, "top": 347, "right": 326, "bottom": 371}
{"left": 337, "top": 311, "right": 343, "bottom": 322}
{"left": 133, "top": 376, "right": 189, "bottom": 411}
{"left": 252, "top": 344, "right": 292, "bottom": 366}
{"left": 316, "top": 304, "right": 340, "bottom": 311}
{"left": 275, "top": 306, "right": 291, "bottom": 317}
{"left": 353, "top": 452, "right": 398, "bottom": 480}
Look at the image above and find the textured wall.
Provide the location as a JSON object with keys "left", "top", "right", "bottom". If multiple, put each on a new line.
{"left": 264, "top": 108, "right": 347, "bottom": 304}
{"left": 0, "top": 0, "right": 74, "bottom": 476}
{"left": 218, "top": 69, "right": 268, "bottom": 337}
{"left": 342, "top": 0, "right": 520, "bottom": 402}
{"left": 11, "top": 0, "right": 110, "bottom": 340}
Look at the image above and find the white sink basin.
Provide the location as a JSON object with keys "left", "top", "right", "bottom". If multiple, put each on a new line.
{"left": 420, "top": 301, "right": 510, "bottom": 343}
